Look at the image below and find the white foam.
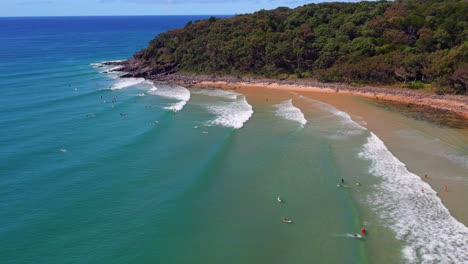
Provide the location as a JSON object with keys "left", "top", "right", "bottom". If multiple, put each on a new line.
{"left": 90, "top": 62, "right": 103, "bottom": 68}
{"left": 441, "top": 153, "right": 468, "bottom": 169}
{"left": 274, "top": 99, "right": 307, "bottom": 127}
{"left": 359, "top": 132, "right": 468, "bottom": 263}
{"left": 148, "top": 84, "right": 191, "bottom": 112}
{"left": 206, "top": 96, "right": 253, "bottom": 129}
{"left": 90, "top": 60, "right": 124, "bottom": 69}
{"left": 192, "top": 89, "right": 239, "bottom": 100}
{"left": 103, "top": 59, "right": 125, "bottom": 63}
{"left": 300, "top": 96, "right": 366, "bottom": 136}
{"left": 111, "top": 78, "right": 145, "bottom": 90}
{"left": 100, "top": 66, "right": 122, "bottom": 73}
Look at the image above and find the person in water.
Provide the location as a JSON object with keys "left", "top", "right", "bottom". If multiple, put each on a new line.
{"left": 341, "top": 179, "right": 344, "bottom": 184}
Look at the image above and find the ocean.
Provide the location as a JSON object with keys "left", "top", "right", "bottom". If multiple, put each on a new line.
{"left": 1, "top": 16, "right": 467, "bottom": 264}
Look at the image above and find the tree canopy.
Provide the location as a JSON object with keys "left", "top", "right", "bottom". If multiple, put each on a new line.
{"left": 130, "top": 0, "right": 468, "bottom": 94}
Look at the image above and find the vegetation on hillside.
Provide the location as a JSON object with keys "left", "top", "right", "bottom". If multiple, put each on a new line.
{"left": 130, "top": 0, "right": 468, "bottom": 94}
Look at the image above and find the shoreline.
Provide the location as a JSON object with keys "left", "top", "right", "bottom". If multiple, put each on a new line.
{"left": 145, "top": 74, "right": 468, "bottom": 119}
{"left": 133, "top": 73, "right": 468, "bottom": 226}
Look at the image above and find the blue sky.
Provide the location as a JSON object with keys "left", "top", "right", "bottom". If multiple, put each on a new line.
{"left": 2, "top": 0, "right": 364, "bottom": 17}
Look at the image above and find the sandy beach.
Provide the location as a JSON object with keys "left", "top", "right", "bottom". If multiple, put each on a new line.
{"left": 150, "top": 75, "right": 468, "bottom": 226}
{"left": 197, "top": 80, "right": 468, "bottom": 119}
{"left": 138, "top": 73, "right": 468, "bottom": 119}
{"left": 224, "top": 83, "right": 468, "bottom": 226}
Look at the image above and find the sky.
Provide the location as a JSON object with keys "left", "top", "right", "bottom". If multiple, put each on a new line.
{"left": 1, "top": 0, "right": 365, "bottom": 17}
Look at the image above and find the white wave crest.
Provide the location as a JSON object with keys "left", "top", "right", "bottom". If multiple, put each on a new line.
{"left": 148, "top": 84, "right": 191, "bottom": 112}
{"left": 90, "top": 60, "right": 124, "bottom": 69}
{"left": 274, "top": 99, "right": 307, "bottom": 127}
{"left": 90, "top": 62, "right": 103, "bottom": 68}
{"left": 111, "top": 78, "right": 145, "bottom": 90}
{"left": 441, "top": 152, "right": 468, "bottom": 169}
{"left": 165, "top": 100, "right": 187, "bottom": 112}
{"left": 359, "top": 132, "right": 468, "bottom": 263}
{"left": 192, "top": 89, "right": 239, "bottom": 100}
{"left": 206, "top": 96, "right": 253, "bottom": 129}
{"left": 100, "top": 66, "right": 122, "bottom": 73}
{"left": 300, "top": 96, "right": 366, "bottom": 136}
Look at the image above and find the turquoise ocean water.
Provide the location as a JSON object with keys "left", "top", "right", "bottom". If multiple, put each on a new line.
{"left": 1, "top": 17, "right": 467, "bottom": 264}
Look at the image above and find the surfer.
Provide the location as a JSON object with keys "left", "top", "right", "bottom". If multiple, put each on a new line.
{"left": 361, "top": 228, "right": 366, "bottom": 235}
{"left": 341, "top": 178, "right": 344, "bottom": 184}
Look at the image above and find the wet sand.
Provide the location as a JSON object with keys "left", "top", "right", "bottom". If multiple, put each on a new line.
{"left": 186, "top": 80, "right": 468, "bottom": 119}
{"left": 190, "top": 83, "right": 468, "bottom": 226}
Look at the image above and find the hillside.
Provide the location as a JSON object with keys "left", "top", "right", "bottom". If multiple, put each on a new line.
{"left": 121, "top": 0, "right": 468, "bottom": 94}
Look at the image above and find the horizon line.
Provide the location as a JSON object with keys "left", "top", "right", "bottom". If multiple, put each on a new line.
{"left": 0, "top": 14, "right": 235, "bottom": 18}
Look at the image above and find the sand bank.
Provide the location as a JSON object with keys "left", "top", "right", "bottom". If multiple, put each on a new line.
{"left": 201, "top": 83, "right": 468, "bottom": 226}
{"left": 189, "top": 80, "right": 468, "bottom": 119}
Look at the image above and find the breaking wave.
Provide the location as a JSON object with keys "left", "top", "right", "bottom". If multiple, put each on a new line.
{"left": 274, "top": 99, "right": 307, "bottom": 127}
{"left": 192, "top": 89, "right": 239, "bottom": 100}
{"left": 148, "top": 83, "right": 191, "bottom": 112}
{"left": 206, "top": 95, "right": 253, "bottom": 129}
{"left": 110, "top": 78, "right": 145, "bottom": 90}
{"left": 359, "top": 132, "right": 468, "bottom": 263}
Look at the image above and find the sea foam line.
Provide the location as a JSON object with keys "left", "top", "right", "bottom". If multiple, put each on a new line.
{"left": 90, "top": 60, "right": 124, "bottom": 69}
{"left": 274, "top": 99, "right": 307, "bottom": 127}
{"left": 110, "top": 78, "right": 145, "bottom": 90}
{"left": 206, "top": 95, "right": 253, "bottom": 129}
{"left": 148, "top": 83, "right": 191, "bottom": 112}
{"left": 300, "top": 96, "right": 366, "bottom": 136}
{"left": 359, "top": 132, "right": 468, "bottom": 263}
{"left": 191, "top": 89, "right": 239, "bottom": 100}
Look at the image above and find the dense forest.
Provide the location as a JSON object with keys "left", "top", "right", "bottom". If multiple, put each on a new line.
{"left": 125, "top": 0, "right": 467, "bottom": 94}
